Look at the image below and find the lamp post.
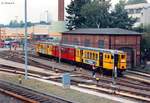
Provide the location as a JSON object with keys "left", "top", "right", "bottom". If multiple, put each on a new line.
{"left": 24, "top": 0, "right": 28, "bottom": 80}
{"left": 45, "top": 10, "right": 49, "bottom": 24}
{"left": 45, "top": 10, "right": 50, "bottom": 36}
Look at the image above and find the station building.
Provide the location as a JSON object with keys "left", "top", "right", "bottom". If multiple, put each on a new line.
{"left": 61, "top": 28, "right": 142, "bottom": 68}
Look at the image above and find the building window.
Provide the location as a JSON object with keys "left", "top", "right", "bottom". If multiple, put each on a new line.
{"left": 136, "top": 8, "right": 142, "bottom": 13}
{"left": 128, "top": 9, "right": 134, "bottom": 14}
{"left": 98, "top": 40, "right": 104, "bottom": 48}
{"left": 84, "top": 39, "right": 91, "bottom": 47}
{"left": 63, "top": 37, "right": 68, "bottom": 44}
{"left": 74, "top": 38, "right": 79, "bottom": 45}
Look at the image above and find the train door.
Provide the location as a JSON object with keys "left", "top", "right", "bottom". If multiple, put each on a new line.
{"left": 99, "top": 52, "right": 103, "bottom": 68}
{"left": 114, "top": 54, "right": 119, "bottom": 67}
{"left": 80, "top": 50, "right": 83, "bottom": 63}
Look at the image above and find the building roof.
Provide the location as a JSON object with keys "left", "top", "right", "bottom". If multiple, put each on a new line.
{"left": 125, "top": 3, "right": 150, "bottom": 9}
{"left": 62, "top": 28, "right": 141, "bottom": 35}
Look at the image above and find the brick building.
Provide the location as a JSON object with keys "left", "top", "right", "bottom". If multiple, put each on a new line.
{"left": 62, "top": 28, "right": 142, "bottom": 68}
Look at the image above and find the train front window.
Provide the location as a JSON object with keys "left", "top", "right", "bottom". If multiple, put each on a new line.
{"left": 111, "top": 55, "right": 114, "bottom": 59}
{"left": 96, "top": 54, "right": 98, "bottom": 60}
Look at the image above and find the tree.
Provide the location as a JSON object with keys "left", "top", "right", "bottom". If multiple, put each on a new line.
{"left": 8, "top": 20, "right": 32, "bottom": 28}
{"left": 80, "top": 0, "right": 111, "bottom": 28}
{"left": 66, "top": 0, "right": 90, "bottom": 30}
{"left": 127, "top": 0, "right": 147, "bottom": 5}
{"left": 9, "top": 20, "right": 13, "bottom": 27}
{"left": 110, "top": 0, "right": 136, "bottom": 29}
{"left": 20, "top": 20, "right": 24, "bottom": 27}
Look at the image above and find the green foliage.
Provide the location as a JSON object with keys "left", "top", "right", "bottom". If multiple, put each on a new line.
{"left": 66, "top": 0, "right": 136, "bottom": 29}
{"left": 8, "top": 20, "right": 33, "bottom": 28}
{"left": 66, "top": 0, "right": 90, "bottom": 30}
{"left": 127, "top": 0, "right": 147, "bottom": 5}
{"left": 110, "top": 0, "right": 136, "bottom": 29}
{"left": 20, "top": 20, "right": 24, "bottom": 27}
{"left": 133, "top": 24, "right": 144, "bottom": 32}
{"left": 5, "top": 38, "right": 13, "bottom": 41}
{"left": 133, "top": 24, "right": 150, "bottom": 52}
{"left": 141, "top": 33, "right": 150, "bottom": 52}
{"left": 81, "top": 0, "right": 111, "bottom": 28}
{"left": 144, "top": 24, "right": 150, "bottom": 33}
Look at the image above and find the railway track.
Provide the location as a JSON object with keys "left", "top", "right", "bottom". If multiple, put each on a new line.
{"left": 0, "top": 80, "right": 73, "bottom": 103}
{"left": 0, "top": 50, "right": 150, "bottom": 102}
{"left": 125, "top": 70, "right": 150, "bottom": 78}
{"left": 0, "top": 63, "right": 150, "bottom": 102}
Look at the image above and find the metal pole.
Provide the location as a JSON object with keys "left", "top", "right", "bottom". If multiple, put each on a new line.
{"left": 45, "top": 10, "right": 49, "bottom": 24}
{"left": 0, "top": 27, "right": 1, "bottom": 40}
{"left": 24, "top": 0, "right": 28, "bottom": 79}
{"left": 112, "top": 53, "right": 116, "bottom": 85}
{"left": 45, "top": 10, "right": 50, "bottom": 37}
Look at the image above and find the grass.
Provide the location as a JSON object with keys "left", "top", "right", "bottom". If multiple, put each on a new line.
{"left": 0, "top": 73, "right": 119, "bottom": 103}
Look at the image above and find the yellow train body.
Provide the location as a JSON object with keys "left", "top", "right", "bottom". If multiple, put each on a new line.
{"left": 75, "top": 47, "right": 127, "bottom": 71}
{"left": 103, "top": 53, "right": 113, "bottom": 70}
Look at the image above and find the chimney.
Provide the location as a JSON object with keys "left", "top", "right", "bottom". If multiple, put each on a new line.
{"left": 58, "top": 0, "right": 64, "bottom": 21}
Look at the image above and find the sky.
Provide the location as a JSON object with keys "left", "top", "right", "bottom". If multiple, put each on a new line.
{"left": 0, "top": 0, "right": 150, "bottom": 24}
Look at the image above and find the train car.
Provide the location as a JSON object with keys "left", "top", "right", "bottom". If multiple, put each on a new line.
{"left": 74, "top": 46, "right": 126, "bottom": 73}
{"left": 61, "top": 44, "right": 76, "bottom": 61}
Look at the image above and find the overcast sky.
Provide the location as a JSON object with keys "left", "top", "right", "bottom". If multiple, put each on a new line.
{"left": 0, "top": 0, "right": 150, "bottom": 24}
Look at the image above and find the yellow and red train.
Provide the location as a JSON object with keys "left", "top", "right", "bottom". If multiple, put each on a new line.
{"left": 36, "top": 42, "right": 127, "bottom": 74}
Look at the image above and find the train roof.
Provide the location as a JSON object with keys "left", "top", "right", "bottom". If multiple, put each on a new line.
{"left": 37, "top": 42, "right": 124, "bottom": 54}
{"left": 75, "top": 45, "right": 124, "bottom": 54}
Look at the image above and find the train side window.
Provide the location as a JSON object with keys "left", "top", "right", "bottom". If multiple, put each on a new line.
{"left": 96, "top": 53, "right": 98, "bottom": 60}
{"left": 108, "top": 55, "right": 109, "bottom": 59}
{"left": 85, "top": 52, "right": 86, "bottom": 58}
{"left": 88, "top": 52, "right": 90, "bottom": 59}
{"left": 77, "top": 50, "right": 79, "bottom": 57}
{"left": 105, "top": 54, "right": 107, "bottom": 59}
{"left": 84, "top": 52, "right": 86, "bottom": 58}
{"left": 93, "top": 53, "right": 95, "bottom": 60}
{"left": 87, "top": 52, "right": 89, "bottom": 59}
{"left": 90, "top": 52, "right": 92, "bottom": 59}
{"left": 121, "top": 55, "right": 125, "bottom": 59}
{"left": 91, "top": 52, "right": 93, "bottom": 59}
